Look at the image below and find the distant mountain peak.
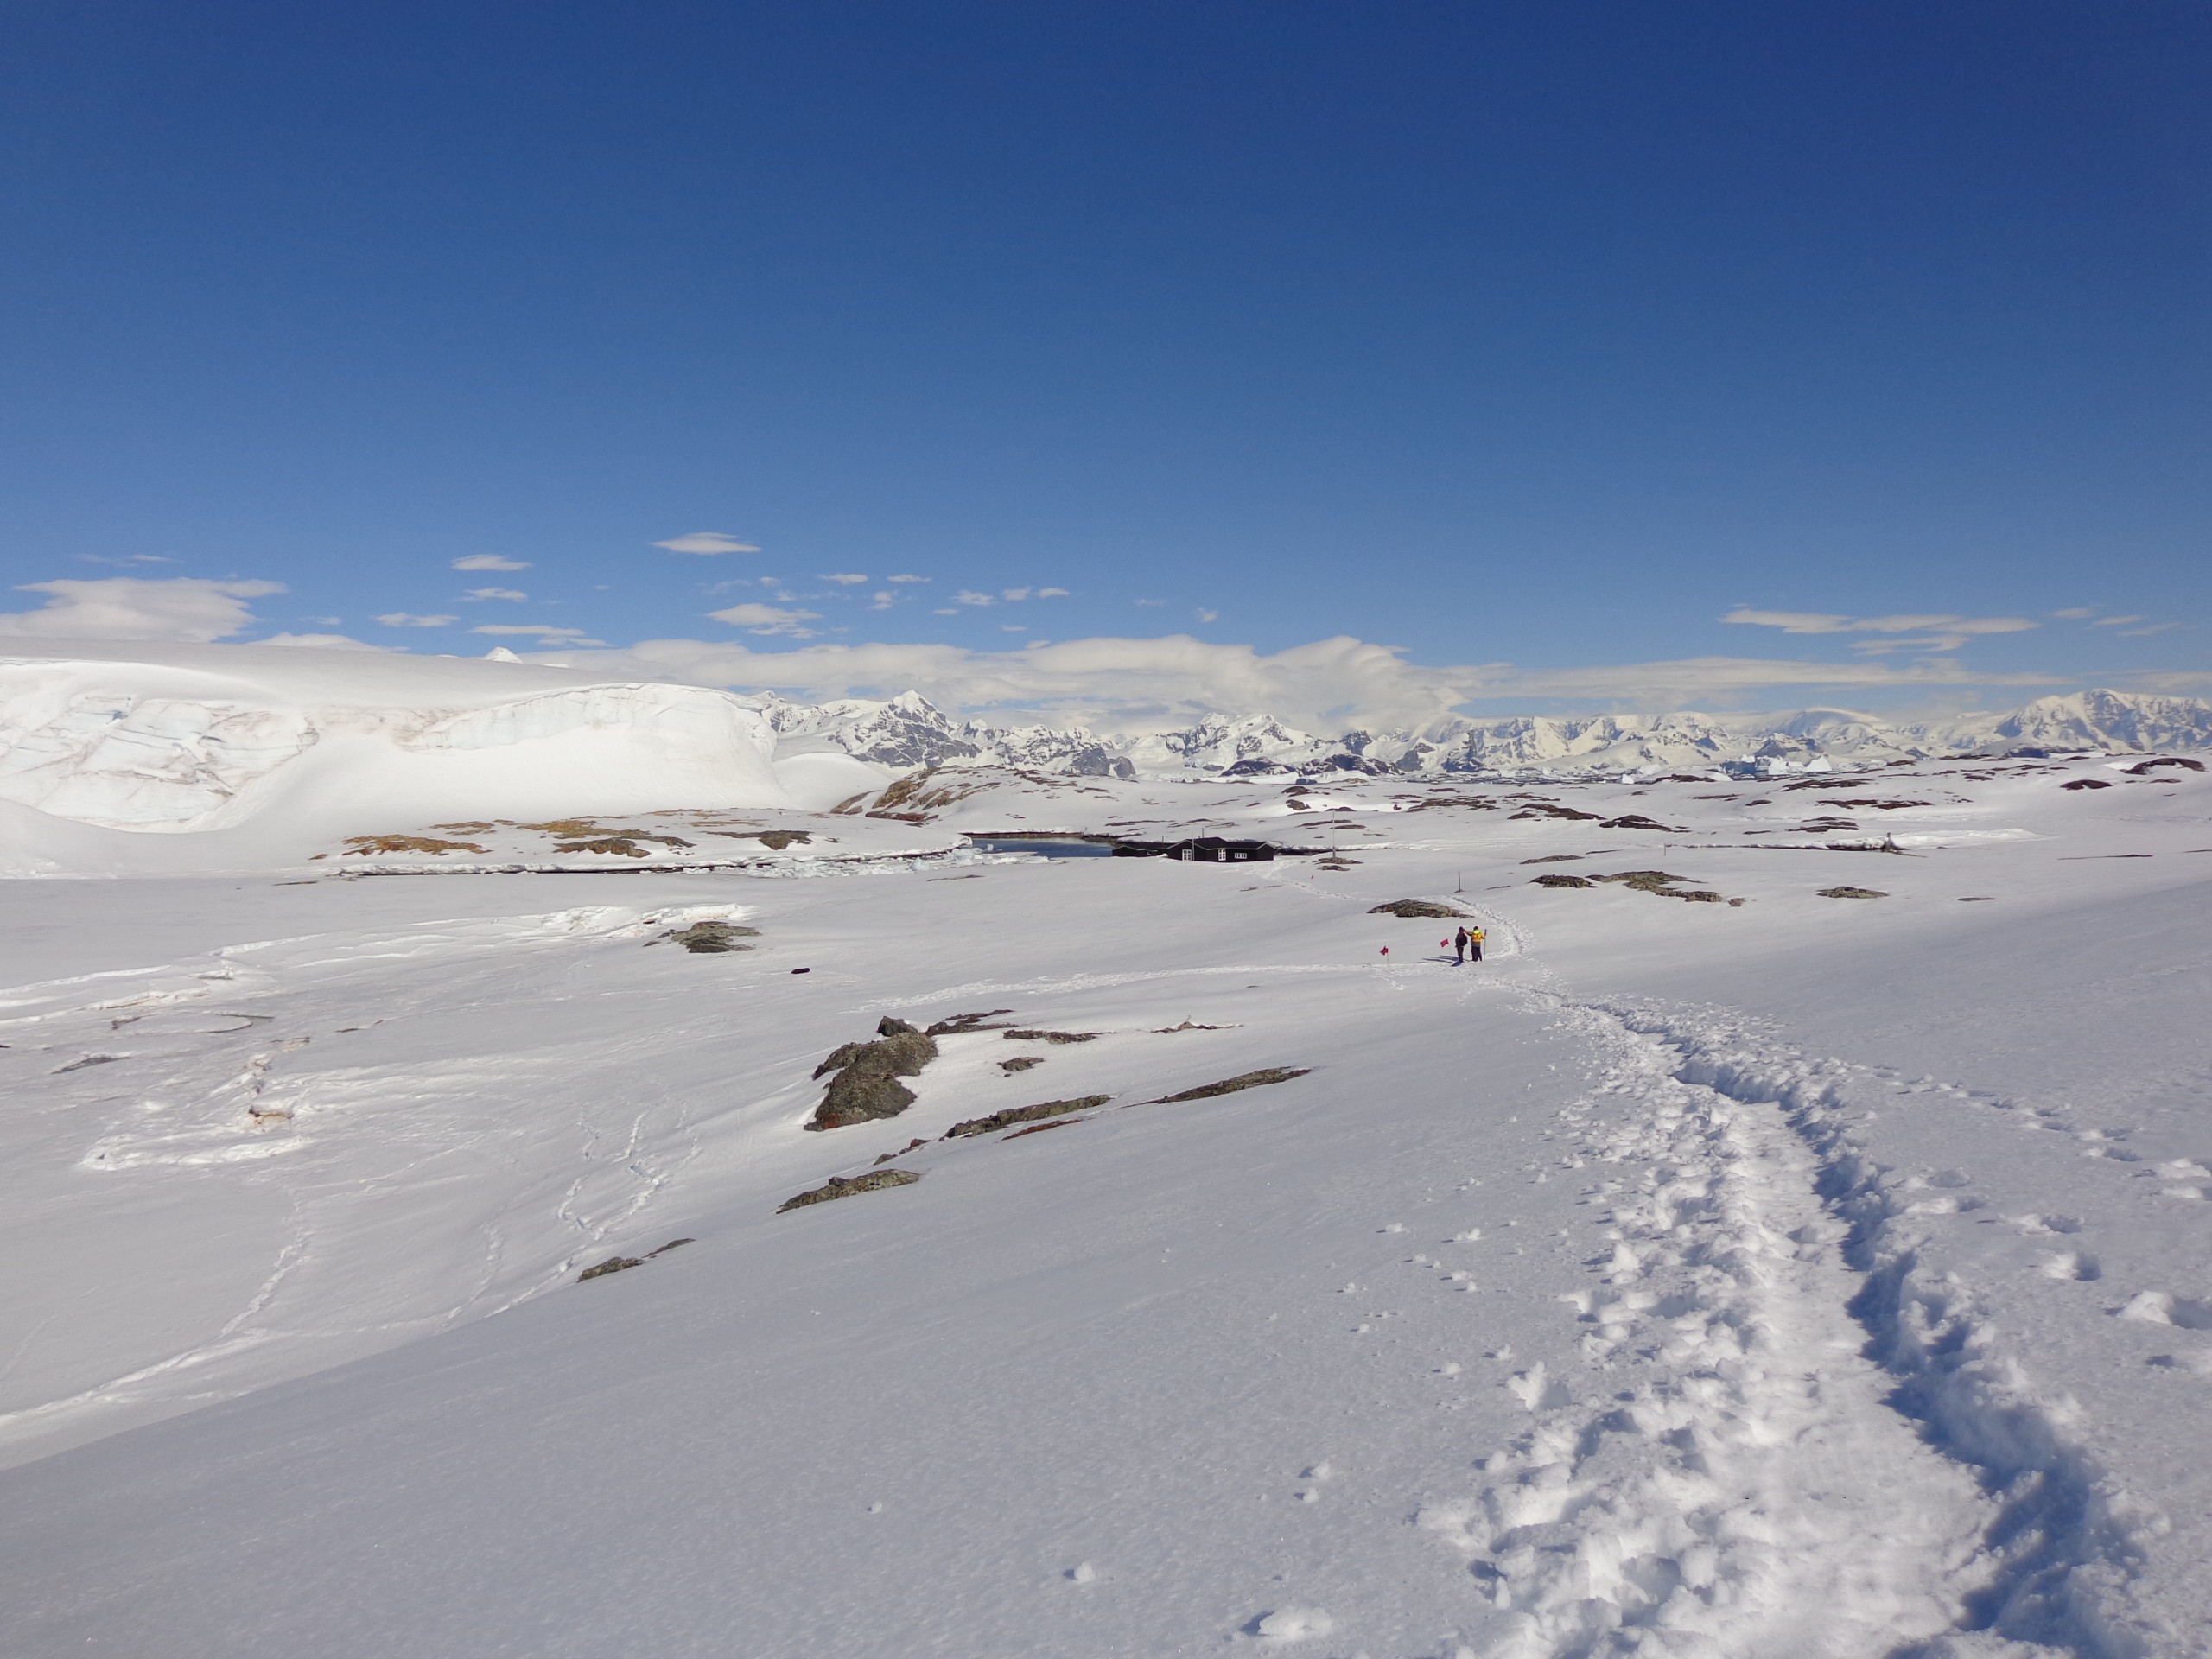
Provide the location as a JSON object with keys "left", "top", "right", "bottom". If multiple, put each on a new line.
{"left": 760, "top": 687, "right": 2212, "bottom": 781}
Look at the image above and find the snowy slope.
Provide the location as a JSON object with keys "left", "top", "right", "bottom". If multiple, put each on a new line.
{"left": 0, "top": 641, "right": 791, "bottom": 873}
{"left": 1, "top": 742, "right": 2209, "bottom": 1656}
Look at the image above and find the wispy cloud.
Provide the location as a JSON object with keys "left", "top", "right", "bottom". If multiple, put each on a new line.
{"left": 461, "top": 587, "right": 528, "bottom": 602}
{"left": 821, "top": 573, "right": 869, "bottom": 585}
{"left": 376, "top": 612, "right": 458, "bottom": 628}
{"left": 1722, "top": 607, "right": 2037, "bottom": 652}
{"left": 2117, "top": 622, "right": 2182, "bottom": 638}
{"left": 0, "top": 577, "right": 283, "bottom": 642}
{"left": 1036, "top": 587, "right": 1069, "bottom": 599}
{"left": 471, "top": 623, "right": 604, "bottom": 644}
{"left": 1001, "top": 587, "right": 1031, "bottom": 602}
{"left": 1196, "top": 608, "right": 1219, "bottom": 624}
{"left": 868, "top": 591, "right": 898, "bottom": 611}
{"left": 708, "top": 601, "right": 823, "bottom": 639}
{"left": 886, "top": 574, "right": 929, "bottom": 584}
{"left": 256, "top": 632, "right": 389, "bottom": 651}
{"left": 2092, "top": 614, "right": 2145, "bottom": 627}
{"left": 74, "top": 553, "right": 175, "bottom": 567}
{"left": 653, "top": 532, "right": 762, "bottom": 556}
{"left": 2051, "top": 607, "right": 2097, "bottom": 620}
{"left": 954, "top": 590, "right": 995, "bottom": 607}
{"left": 453, "top": 554, "right": 531, "bottom": 572}
{"left": 1489, "top": 655, "right": 2063, "bottom": 702}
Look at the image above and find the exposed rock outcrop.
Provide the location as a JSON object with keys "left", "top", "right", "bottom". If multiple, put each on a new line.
{"left": 806, "top": 1017, "right": 940, "bottom": 1130}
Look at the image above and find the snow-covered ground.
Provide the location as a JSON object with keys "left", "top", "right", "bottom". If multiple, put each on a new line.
{"left": 2, "top": 682, "right": 2209, "bottom": 1656}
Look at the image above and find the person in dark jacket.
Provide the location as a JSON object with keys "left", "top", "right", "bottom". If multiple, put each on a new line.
{"left": 1452, "top": 925, "right": 1470, "bottom": 964}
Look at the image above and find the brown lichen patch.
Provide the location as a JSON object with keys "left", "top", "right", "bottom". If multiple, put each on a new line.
{"left": 710, "top": 829, "right": 812, "bottom": 849}
{"left": 1003, "top": 1028, "right": 1102, "bottom": 1044}
{"left": 660, "top": 920, "right": 760, "bottom": 953}
{"left": 341, "top": 835, "right": 488, "bottom": 856}
{"left": 998, "top": 1055, "right": 1045, "bottom": 1074}
{"left": 1533, "top": 873, "right": 1596, "bottom": 889}
{"left": 1817, "top": 886, "right": 1889, "bottom": 899}
{"left": 430, "top": 821, "right": 496, "bottom": 833}
{"left": 577, "top": 1237, "right": 695, "bottom": 1281}
{"left": 552, "top": 832, "right": 695, "bottom": 857}
{"left": 1368, "top": 899, "right": 1465, "bottom": 918}
{"left": 778, "top": 1169, "right": 921, "bottom": 1212}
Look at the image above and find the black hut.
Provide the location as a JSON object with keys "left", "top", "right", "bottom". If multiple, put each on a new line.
{"left": 1114, "top": 836, "right": 1277, "bottom": 863}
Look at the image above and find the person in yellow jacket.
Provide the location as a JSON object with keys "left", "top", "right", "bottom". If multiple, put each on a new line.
{"left": 1452, "top": 924, "right": 1487, "bottom": 964}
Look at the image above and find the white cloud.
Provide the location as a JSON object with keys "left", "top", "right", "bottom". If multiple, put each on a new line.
{"left": 461, "top": 587, "right": 528, "bottom": 602}
{"left": 2116, "top": 622, "right": 2182, "bottom": 637}
{"left": 954, "top": 590, "right": 995, "bottom": 607}
{"left": 1196, "top": 608, "right": 1219, "bottom": 624}
{"left": 654, "top": 532, "right": 761, "bottom": 556}
{"left": 471, "top": 623, "right": 604, "bottom": 644}
{"left": 509, "top": 632, "right": 2084, "bottom": 730}
{"left": 868, "top": 591, "right": 897, "bottom": 610}
{"left": 0, "top": 577, "right": 284, "bottom": 643}
{"left": 1000, "top": 623, "right": 1028, "bottom": 632}
{"left": 821, "top": 573, "right": 869, "bottom": 585}
{"left": 887, "top": 574, "right": 930, "bottom": 583}
{"left": 512, "top": 633, "right": 1491, "bottom": 730}
{"left": 1721, "top": 607, "right": 2037, "bottom": 653}
{"left": 2050, "top": 607, "right": 2097, "bottom": 620}
{"left": 376, "top": 613, "right": 458, "bottom": 628}
{"left": 708, "top": 601, "right": 823, "bottom": 639}
{"left": 2092, "top": 614, "right": 2145, "bottom": 627}
{"left": 1001, "top": 587, "right": 1032, "bottom": 602}
{"left": 931, "top": 607, "right": 958, "bottom": 615}
{"left": 452, "top": 555, "right": 531, "bottom": 572}
{"left": 1036, "top": 587, "right": 1069, "bottom": 599}
{"left": 75, "top": 553, "right": 175, "bottom": 567}
{"left": 1134, "top": 598, "right": 1165, "bottom": 607}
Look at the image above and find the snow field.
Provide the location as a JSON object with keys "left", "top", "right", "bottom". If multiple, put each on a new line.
{"left": 0, "top": 749, "right": 2207, "bottom": 1655}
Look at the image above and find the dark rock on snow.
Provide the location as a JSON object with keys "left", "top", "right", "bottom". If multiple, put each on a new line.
{"left": 1146, "top": 1067, "right": 1311, "bottom": 1103}
{"left": 944, "top": 1096, "right": 1112, "bottom": 1139}
{"left": 778, "top": 1170, "right": 922, "bottom": 1212}
{"left": 807, "top": 1017, "right": 942, "bottom": 1130}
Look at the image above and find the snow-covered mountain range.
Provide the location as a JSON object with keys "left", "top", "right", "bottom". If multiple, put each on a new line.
{"left": 755, "top": 686, "right": 2212, "bottom": 779}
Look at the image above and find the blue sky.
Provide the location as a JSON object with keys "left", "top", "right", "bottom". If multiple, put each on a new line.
{"left": 1, "top": 1, "right": 2206, "bottom": 721}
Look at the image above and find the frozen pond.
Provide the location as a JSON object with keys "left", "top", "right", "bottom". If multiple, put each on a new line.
{"left": 963, "top": 836, "right": 1117, "bottom": 858}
